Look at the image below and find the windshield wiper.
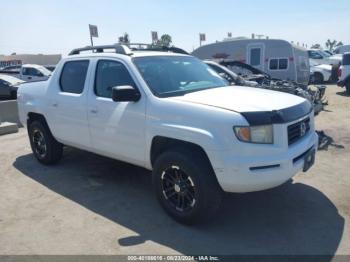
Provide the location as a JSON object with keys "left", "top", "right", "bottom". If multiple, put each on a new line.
{"left": 159, "top": 85, "right": 226, "bottom": 98}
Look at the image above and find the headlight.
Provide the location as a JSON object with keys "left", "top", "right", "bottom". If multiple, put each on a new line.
{"left": 234, "top": 125, "right": 273, "bottom": 144}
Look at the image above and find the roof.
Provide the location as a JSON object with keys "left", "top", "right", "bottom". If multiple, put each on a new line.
{"left": 67, "top": 44, "right": 189, "bottom": 59}
{"left": 197, "top": 38, "right": 307, "bottom": 51}
{"left": 66, "top": 51, "right": 190, "bottom": 60}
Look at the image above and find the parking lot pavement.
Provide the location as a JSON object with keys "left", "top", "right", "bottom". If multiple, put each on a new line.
{"left": 0, "top": 85, "right": 350, "bottom": 255}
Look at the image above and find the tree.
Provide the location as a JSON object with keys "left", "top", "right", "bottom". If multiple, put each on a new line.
{"left": 325, "top": 39, "right": 343, "bottom": 52}
{"left": 311, "top": 44, "right": 321, "bottom": 49}
{"left": 118, "top": 32, "right": 130, "bottom": 44}
{"left": 156, "top": 34, "right": 172, "bottom": 47}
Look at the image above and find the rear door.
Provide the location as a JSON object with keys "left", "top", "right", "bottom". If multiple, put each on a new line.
{"left": 247, "top": 43, "right": 265, "bottom": 71}
{"left": 46, "top": 59, "right": 92, "bottom": 149}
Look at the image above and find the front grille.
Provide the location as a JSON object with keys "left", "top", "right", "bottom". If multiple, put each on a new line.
{"left": 288, "top": 117, "right": 310, "bottom": 145}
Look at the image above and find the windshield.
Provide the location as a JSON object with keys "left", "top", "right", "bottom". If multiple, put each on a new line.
{"left": 133, "top": 56, "right": 229, "bottom": 97}
{"left": 36, "top": 65, "right": 52, "bottom": 76}
{"left": 320, "top": 51, "right": 331, "bottom": 57}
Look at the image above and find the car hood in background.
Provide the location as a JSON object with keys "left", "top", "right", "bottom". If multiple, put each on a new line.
{"left": 313, "top": 64, "right": 332, "bottom": 71}
{"left": 171, "top": 86, "right": 307, "bottom": 113}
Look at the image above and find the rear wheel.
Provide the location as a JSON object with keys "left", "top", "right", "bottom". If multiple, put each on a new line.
{"left": 28, "top": 120, "right": 63, "bottom": 165}
{"left": 314, "top": 72, "right": 324, "bottom": 84}
{"left": 346, "top": 81, "right": 350, "bottom": 94}
{"left": 152, "top": 147, "right": 223, "bottom": 224}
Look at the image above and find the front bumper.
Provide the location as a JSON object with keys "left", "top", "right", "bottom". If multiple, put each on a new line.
{"left": 208, "top": 131, "right": 318, "bottom": 193}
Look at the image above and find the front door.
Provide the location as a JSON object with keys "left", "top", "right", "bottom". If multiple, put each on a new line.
{"left": 247, "top": 43, "right": 265, "bottom": 72}
{"left": 87, "top": 59, "right": 146, "bottom": 166}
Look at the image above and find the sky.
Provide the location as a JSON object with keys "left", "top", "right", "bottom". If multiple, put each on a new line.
{"left": 1, "top": 0, "right": 350, "bottom": 56}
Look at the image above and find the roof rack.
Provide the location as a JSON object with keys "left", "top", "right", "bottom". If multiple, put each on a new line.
{"left": 68, "top": 43, "right": 189, "bottom": 56}
{"left": 68, "top": 44, "right": 132, "bottom": 56}
{"left": 126, "top": 43, "right": 189, "bottom": 55}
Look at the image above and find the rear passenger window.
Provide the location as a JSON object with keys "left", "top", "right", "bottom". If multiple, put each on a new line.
{"left": 95, "top": 60, "right": 136, "bottom": 98}
{"left": 60, "top": 60, "right": 89, "bottom": 94}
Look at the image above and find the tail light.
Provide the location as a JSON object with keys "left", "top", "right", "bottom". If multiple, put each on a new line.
{"left": 337, "top": 68, "right": 342, "bottom": 78}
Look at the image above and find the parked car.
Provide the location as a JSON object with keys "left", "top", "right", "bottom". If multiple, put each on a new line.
{"left": 204, "top": 60, "right": 258, "bottom": 87}
{"left": 334, "top": 45, "right": 350, "bottom": 55}
{"left": 192, "top": 38, "right": 310, "bottom": 85}
{"left": 207, "top": 59, "right": 326, "bottom": 115}
{"left": 308, "top": 49, "right": 342, "bottom": 66}
{"left": 0, "top": 64, "right": 52, "bottom": 82}
{"left": 337, "top": 52, "right": 350, "bottom": 93}
{"left": 17, "top": 44, "right": 318, "bottom": 224}
{"left": 0, "top": 74, "right": 24, "bottom": 100}
{"left": 2, "top": 65, "right": 22, "bottom": 71}
{"left": 309, "top": 60, "right": 332, "bottom": 83}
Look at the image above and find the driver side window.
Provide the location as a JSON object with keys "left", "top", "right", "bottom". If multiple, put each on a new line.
{"left": 95, "top": 60, "right": 136, "bottom": 98}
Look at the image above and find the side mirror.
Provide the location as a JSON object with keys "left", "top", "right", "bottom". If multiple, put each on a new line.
{"left": 112, "top": 85, "right": 141, "bottom": 102}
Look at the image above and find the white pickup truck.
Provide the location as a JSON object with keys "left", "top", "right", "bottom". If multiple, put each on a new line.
{"left": 17, "top": 45, "right": 318, "bottom": 224}
{"left": 0, "top": 64, "right": 51, "bottom": 82}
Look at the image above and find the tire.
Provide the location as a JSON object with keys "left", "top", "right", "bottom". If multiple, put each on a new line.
{"left": 28, "top": 120, "right": 63, "bottom": 165}
{"left": 346, "top": 81, "right": 350, "bottom": 94}
{"left": 152, "top": 147, "right": 223, "bottom": 224}
{"left": 10, "top": 90, "right": 17, "bottom": 100}
{"left": 314, "top": 72, "right": 324, "bottom": 84}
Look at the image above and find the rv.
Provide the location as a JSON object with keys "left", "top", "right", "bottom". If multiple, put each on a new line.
{"left": 192, "top": 39, "right": 310, "bottom": 85}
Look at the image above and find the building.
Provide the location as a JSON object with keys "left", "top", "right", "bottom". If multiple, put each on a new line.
{"left": 0, "top": 54, "right": 62, "bottom": 68}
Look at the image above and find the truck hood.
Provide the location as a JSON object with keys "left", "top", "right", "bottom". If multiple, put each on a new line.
{"left": 311, "top": 64, "right": 332, "bottom": 73}
{"left": 171, "top": 85, "right": 307, "bottom": 113}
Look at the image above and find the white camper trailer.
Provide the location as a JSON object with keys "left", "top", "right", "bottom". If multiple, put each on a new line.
{"left": 192, "top": 39, "right": 310, "bottom": 85}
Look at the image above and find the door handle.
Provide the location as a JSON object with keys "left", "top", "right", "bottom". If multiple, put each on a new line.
{"left": 52, "top": 102, "right": 58, "bottom": 107}
{"left": 90, "top": 109, "right": 98, "bottom": 114}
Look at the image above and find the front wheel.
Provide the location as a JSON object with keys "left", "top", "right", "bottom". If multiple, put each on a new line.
{"left": 28, "top": 120, "right": 63, "bottom": 165}
{"left": 314, "top": 73, "right": 324, "bottom": 84}
{"left": 152, "top": 148, "right": 223, "bottom": 224}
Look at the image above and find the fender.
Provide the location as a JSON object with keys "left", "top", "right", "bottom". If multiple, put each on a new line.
{"left": 145, "top": 122, "right": 226, "bottom": 169}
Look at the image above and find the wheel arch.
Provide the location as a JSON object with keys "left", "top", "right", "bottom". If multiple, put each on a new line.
{"left": 27, "top": 112, "right": 55, "bottom": 138}
{"left": 27, "top": 112, "right": 48, "bottom": 127}
{"left": 150, "top": 136, "right": 213, "bottom": 170}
